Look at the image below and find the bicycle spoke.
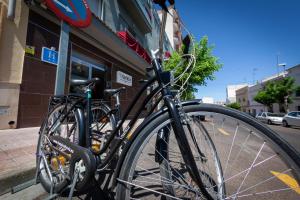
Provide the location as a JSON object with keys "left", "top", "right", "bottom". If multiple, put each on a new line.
{"left": 117, "top": 178, "right": 183, "bottom": 200}
{"left": 224, "top": 124, "right": 239, "bottom": 176}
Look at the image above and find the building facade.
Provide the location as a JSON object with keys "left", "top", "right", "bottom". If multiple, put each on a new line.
{"left": 226, "top": 84, "right": 248, "bottom": 104}
{"left": 287, "top": 64, "right": 300, "bottom": 111}
{"left": 158, "top": 6, "right": 182, "bottom": 52}
{"left": 236, "top": 67, "right": 300, "bottom": 116}
{"left": 0, "top": 0, "right": 176, "bottom": 129}
{"left": 235, "top": 86, "right": 249, "bottom": 113}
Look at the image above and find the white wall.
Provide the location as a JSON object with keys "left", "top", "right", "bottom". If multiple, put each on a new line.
{"left": 226, "top": 84, "right": 248, "bottom": 103}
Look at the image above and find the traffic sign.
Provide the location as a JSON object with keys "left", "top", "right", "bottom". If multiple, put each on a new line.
{"left": 41, "top": 47, "right": 58, "bottom": 65}
{"left": 45, "top": 0, "right": 92, "bottom": 28}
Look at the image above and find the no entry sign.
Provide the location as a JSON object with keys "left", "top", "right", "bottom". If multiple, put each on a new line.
{"left": 45, "top": 0, "right": 92, "bottom": 28}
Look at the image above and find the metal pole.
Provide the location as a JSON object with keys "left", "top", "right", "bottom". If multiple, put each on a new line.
{"left": 55, "top": 21, "right": 70, "bottom": 95}
{"left": 276, "top": 53, "right": 279, "bottom": 76}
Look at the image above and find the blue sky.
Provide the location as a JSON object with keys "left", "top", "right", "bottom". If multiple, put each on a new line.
{"left": 176, "top": 0, "right": 300, "bottom": 101}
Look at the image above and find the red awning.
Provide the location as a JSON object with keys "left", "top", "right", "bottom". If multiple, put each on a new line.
{"left": 117, "top": 31, "right": 151, "bottom": 64}
{"left": 164, "top": 51, "right": 171, "bottom": 59}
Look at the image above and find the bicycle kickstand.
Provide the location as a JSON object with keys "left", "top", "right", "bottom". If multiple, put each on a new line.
{"left": 68, "top": 167, "right": 80, "bottom": 200}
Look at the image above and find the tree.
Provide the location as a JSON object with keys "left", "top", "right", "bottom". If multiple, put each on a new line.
{"left": 164, "top": 36, "right": 222, "bottom": 100}
{"left": 254, "top": 77, "right": 300, "bottom": 112}
{"left": 226, "top": 102, "right": 241, "bottom": 110}
{"left": 254, "top": 90, "right": 275, "bottom": 112}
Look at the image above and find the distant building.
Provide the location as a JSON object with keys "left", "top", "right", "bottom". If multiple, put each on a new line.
{"left": 287, "top": 64, "right": 300, "bottom": 111}
{"left": 236, "top": 68, "right": 300, "bottom": 116}
{"left": 226, "top": 84, "right": 248, "bottom": 104}
{"left": 248, "top": 84, "right": 267, "bottom": 116}
{"left": 214, "top": 100, "right": 226, "bottom": 106}
{"left": 247, "top": 72, "right": 286, "bottom": 115}
{"left": 202, "top": 97, "right": 214, "bottom": 104}
{"left": 236, "top": 86, "right": 250, "bottom": 113}
{"left": 157, "top": 7, "right": 182, "bottom": 52}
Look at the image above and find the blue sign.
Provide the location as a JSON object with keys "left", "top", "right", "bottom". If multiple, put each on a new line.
{"left": 45, "top": 0, "right": 92, "bottom": 28}
{"left": 41, "top": 47, "right": 58, "bottom": 65}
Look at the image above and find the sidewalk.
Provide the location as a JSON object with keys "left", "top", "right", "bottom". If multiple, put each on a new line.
{"left": 0, "top": 127, "right": 39, "bottom": 195}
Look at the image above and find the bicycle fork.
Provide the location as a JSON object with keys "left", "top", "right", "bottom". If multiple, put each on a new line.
{"left": 163, "top": 96, "right": 214, "bottom": 200}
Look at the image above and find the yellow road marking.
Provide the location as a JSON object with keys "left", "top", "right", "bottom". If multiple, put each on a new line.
{"left": 217, "top": 128, "right": 230, "bottom": 136}
{"left": 271, "top": 171, "right": 300, "bottom": 194}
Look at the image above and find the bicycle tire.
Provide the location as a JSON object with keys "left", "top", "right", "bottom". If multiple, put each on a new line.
{"left": 116, "top": 103, "right": 300, "bottom": 200}
{"left": 37, "top": 104, "right": 82, "bottom": 193}
{"left": 90, "top": 102, "right": 117, "bottom": 154}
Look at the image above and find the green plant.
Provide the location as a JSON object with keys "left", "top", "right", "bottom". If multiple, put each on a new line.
{"left": 226, "top": 102, "right": 241, "bottom": 110}
{"left": 164, "top": 36, "right": 222, "bottom": 100}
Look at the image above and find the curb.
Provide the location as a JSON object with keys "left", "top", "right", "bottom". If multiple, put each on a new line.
{"left": 0, "top": 167, "right": 36, "bottom": 196}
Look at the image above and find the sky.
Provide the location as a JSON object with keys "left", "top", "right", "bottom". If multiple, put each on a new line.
{"left": 175, "top": 0, "right": 300, "bottom": 101}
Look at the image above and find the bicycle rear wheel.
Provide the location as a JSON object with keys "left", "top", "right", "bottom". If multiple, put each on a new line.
{"left": 116, "top": 104, "right": 300, "bottom": 200}
{"left": 37, "top": 104, "right": 81, "bottom": 193}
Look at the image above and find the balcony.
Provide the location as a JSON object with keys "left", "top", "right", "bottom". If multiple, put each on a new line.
{"left": 117, "top": 31, "right": 151, "bottom": 64}
{"left": 119, "top": 0, "right": 152, "bottom": 33}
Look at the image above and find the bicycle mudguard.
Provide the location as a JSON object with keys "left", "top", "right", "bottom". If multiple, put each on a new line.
{"left": 112, "top": 100, "right": 201, "bottom": 188}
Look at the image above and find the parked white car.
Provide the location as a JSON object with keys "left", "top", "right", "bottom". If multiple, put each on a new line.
{"left": 282, "top": 111, "right": 300, "bottom": 127}
{"left": 256, "top": 112, "right": 285, "bottom": 125}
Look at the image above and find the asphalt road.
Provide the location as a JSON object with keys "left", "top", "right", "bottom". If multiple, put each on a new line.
{"left": 1, "top": 117, "right": 300, "bottom": 200}
{"left": 268, "top": 124, "right": 300, "bottom": 153}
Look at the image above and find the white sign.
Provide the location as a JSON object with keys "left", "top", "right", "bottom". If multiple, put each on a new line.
{"left": 116, "top": 71, "right": 132, "bottom": 86}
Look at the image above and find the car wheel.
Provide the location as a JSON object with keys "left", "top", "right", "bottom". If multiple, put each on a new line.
{"left": 283, "top": 120, "right": 289, "bottom": 127}
{"left": 267, "top": 120, "right": 272, "bottom": 125}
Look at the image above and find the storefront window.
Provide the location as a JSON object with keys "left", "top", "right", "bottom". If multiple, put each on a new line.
{"left": 70, "top": 54, "right": 106, "bottom": 99}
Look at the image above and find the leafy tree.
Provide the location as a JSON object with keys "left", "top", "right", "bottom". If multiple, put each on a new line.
{"left": 254, "top": 90, "right": 275, "bottom": 112}
{"left": 164, "top": 36, "right": 222, "bottom": 100}
{"left": 226, "top": 102, "right": 241, "bottom": 110}
{"left": 254, "top": 77, "right": 300, "bottom": 112}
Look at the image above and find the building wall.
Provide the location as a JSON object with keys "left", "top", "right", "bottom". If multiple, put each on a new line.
{"left": 17, "top": 9, "right": 147, "bottom": 128}
{"left": 236, "top": 86, "right": 249, "bottom": 113}
{"left": 288, "top": 65, "right": 300, "bottom": 111}
{"left": 248, "top": 84, "right": 267, "bottom": 116}
{"left": 226, "top": 84, "right": 247, "bottom": 104}
{"left": 0, "top": 0, "right": 29, "bottom": 129}
{"left": 18, "top": 11, "right": 61, "bottom": 128}
{"left": 0, "top": 0, "right": 176, "bottom": 129}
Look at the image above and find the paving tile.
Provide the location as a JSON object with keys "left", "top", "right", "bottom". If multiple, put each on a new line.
{"left": 0, "top": 152, "right": 9, "bottom": 161}
{"left": 0, "top": 159, "right": 18, "bottom": 173}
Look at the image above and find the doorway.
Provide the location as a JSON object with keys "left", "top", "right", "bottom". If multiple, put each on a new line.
{"left": 70, "top": 53, "right": 106, "bottom": 99}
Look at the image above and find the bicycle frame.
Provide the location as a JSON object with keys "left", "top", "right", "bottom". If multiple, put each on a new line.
{"left": 41, "top": 7, "right": 212, "bottom": 198}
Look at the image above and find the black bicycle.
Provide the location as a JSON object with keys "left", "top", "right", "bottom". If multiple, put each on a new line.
{"left": 36, "top": 1, "right": 300, "bottom": 199}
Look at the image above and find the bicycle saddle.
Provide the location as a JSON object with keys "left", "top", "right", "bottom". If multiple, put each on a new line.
{"left": 70, "top": 78, "right": 100, "bottom": 86}
{"left": 104, "top": 87, "right": 126, "bottom": 96}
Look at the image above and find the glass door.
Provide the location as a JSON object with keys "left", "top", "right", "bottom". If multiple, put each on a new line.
{"left": 70, "top": 54, "right": 106, "bottom": 99}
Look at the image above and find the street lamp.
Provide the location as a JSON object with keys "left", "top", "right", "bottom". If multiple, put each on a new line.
{"left": 278, "top": 63, "right": 287, "bottom": 77}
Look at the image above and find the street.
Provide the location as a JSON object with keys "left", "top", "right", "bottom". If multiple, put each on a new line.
{"left": 1, "top": 117, "right": 300, "bottom": 200}
{"left": 268, "top": 125, "right": 300, "bottom": 153}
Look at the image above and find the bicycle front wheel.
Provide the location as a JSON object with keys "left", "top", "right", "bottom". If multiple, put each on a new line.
{"left": 116, "top": 104, "right": 300, "bottom": 200}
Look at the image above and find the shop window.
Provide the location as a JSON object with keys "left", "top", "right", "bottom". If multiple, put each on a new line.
{"left": 70, "top": 54, "right": 106, "bottom": 99}
{"left": 87, "top": 0, "right": 103, "bottom": 19}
